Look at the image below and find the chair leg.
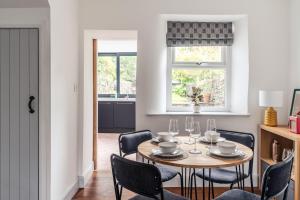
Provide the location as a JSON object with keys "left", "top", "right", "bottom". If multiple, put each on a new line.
{"left": 119, "top": 186, "right": 123, "bottom": 199}
{"left": 189, "top": 171, "right": 193, "bottom": 199}
{"left": 184, "top": 168, "right": 187, "bottom": 196}
{"left": 230, "top": 183, "right": 234, "bottom": 189}
{"left": 178, "top": 172, "right": 184, "bottom": 196}
{"left": 283, "top": 187, "right": 289, "bottom": 200}
{"left": 211, "top": 181, "right": 215, "bottom": 198}
{"left": 188, "top": 168, "right": 191, "bottom": 198}
{"left": 250, "top": 174, "right": 254, "bottom": 193}
{"left": 241, "top": 164, "right": 245, "bottom": 190}
{"left": 193, "top": 170, "right": 198, "bottom": 200}
{"left": 238, "top": 165, "right": 242, "bottom": 190}
{"left": 208, "top": 169, "right": 211, "bottom": 200}
{"left": 235, "top": 166, "right": 240, "bottom": 189}
{"left": 202, "top": 169, "right": 205, "bottom": 200}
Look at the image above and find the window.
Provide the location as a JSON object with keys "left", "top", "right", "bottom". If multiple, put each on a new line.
{"left": 167, "top": 46, "right": 230, "bottom": 111}
{"left": 98, "top": 52, "right": 137, "bottom": 98}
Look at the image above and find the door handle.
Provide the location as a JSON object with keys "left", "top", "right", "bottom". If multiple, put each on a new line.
{"left": 28, "top": 96, "right": 35, "bottom": 113}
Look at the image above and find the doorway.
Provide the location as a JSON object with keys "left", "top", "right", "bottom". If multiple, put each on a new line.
{"left": 93, "top": 37, "right": 137, "bottom": 175}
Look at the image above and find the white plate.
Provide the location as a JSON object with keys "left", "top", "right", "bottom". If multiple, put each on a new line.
{"left": 209, "top": 147, "right": 245, "bottom": 158}
{"left": 151, "top": 148, "right": 184, "bottom": 158}
{"left": 199, "top": 137, "right": 226, "bottom": 144}
{"left": 152, "top": 137, "right": 179, "bottom": 143}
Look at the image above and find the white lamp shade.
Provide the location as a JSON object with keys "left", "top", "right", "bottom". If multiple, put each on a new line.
{"left": 259, "top": 90, "right": 283, "bottom": 107}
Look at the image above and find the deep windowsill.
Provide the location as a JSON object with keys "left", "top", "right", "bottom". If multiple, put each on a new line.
{"left": 147, "top": 111, "right": 250, "bottom": 116}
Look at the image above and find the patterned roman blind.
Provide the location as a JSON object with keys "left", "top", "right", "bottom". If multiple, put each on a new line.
{"left": 166, "top": 21, "right": 234, "bottom": 47}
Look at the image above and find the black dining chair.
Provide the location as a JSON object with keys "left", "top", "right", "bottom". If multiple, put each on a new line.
{"left": 191, "top": 130, "right": 255, "bottom": 198}
{"left": 111, "top": 154, "right": 189, "bottom": 200}
{"left": 118, "top": 130, "right": 183, "bottom": 194}
{"left": 214, "top": 152, "right": 294, "bottom": 200}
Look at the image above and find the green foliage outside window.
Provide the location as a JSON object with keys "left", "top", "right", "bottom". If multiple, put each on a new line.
{"left": 174, "top": 46, "right": 222, "bottom": 63}
{"left": 171, "top": 46, "right": 226, "bottom": 107}
{"left": 98, "top": 56, "right": 117, "bottom": 95}
{"left": 172, "top": 68, "right": 225, "bottom": 106}
{"left": 98, "top": 54, "right": 136, "bottom": 97}
{"left": 120, "top": 56, "right": 137, "bottom": 95}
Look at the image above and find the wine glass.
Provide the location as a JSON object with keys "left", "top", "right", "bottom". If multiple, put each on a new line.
{"left": 185, "top": 116, "right": 195, "bottom": 144}
{"left": 206, "top": 119, "right": 217, "bottom": 149}
{"left": 190, "top": 122, "right": 202, "bottom": 154}
{"left": 169, "top": 119, "right": 179, "bottom": 139}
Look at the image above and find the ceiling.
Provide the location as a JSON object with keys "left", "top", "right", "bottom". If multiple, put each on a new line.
{"left": 0, "top": 0, "right": 49, "bottom": 8}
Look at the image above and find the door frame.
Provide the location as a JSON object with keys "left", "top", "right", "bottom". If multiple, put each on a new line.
{"left": 92, "top": 39, "right": 98, "bottom": 170}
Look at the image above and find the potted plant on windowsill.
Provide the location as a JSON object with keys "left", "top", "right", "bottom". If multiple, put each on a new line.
{"left": 188, "top": 86, "right": 203, "bottom": 113}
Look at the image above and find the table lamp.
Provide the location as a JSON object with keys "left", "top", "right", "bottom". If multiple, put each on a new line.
{"left": 259, "top": 90, "right": 283, "bottom": 127}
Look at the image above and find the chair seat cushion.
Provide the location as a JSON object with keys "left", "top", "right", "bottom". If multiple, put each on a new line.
{"left": 196, "top": 168, "right": 247, "bottom": 184}
{"left": 156, "top": 165, "right": 178, "bottom": 182}
{"left": 214, "top": 189, "right": 260, "bottom": 200}
{"left": 129, "top": 189, "right": 188, "bottom": 200}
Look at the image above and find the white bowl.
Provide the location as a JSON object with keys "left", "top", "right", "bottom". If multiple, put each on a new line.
{"left": 157, "top": 132, "right": 172, "bottom": 142}
{"left": 158, "top": 142, "right": 177, "bottom": 154}
{"left": 217, "top": 141, "right": 237, "bottom": 154}
{"left": 205, "top": 131, "right": 220, "bottom": 142}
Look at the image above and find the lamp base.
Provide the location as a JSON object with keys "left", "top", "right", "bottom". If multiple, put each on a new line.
{"left": 264, "top": 107, "right": 278, "bottom": 127}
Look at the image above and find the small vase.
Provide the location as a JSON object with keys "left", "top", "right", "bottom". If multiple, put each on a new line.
{"left": 193, "top": 105, "right": 200, "bottom": 113}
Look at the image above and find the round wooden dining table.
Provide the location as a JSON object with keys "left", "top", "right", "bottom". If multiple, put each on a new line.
{"left": 137, "top": 136, "right": 253, "bottom": 200}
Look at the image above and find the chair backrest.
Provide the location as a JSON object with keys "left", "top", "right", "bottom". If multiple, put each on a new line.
{"left": 111, "top": 154, "right": 163, "bottom": 200}
{"left": 261, "top": 153, "right": 294, "bottom": 200}
{"left": 118, "top": 130, "right": 152, "bottom": 157}
{"left": 217, "top": 129, "right": 255, "bottom": 175}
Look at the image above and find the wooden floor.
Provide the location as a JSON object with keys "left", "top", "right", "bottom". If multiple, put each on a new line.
{"left": 73, "top": 133, "right": 259, "bottom": 200}
{"left": 73, "top": 133, "right": 136, "bottom": 200}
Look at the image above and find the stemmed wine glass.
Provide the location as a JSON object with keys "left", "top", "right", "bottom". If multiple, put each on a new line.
{"left": 190, "top": 122, "right": 202, "bottom": 154}
{"left": 169, "top": 119, "right": 179, "bottom": 140}
{"left": 206, "top": 119, "right": 217, "bottom": 149}
{"left": 185, "top": 116, "right": 195, "bottom": 144}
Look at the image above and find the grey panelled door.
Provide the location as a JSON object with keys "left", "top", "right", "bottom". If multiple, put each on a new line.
{"left": 0, "top": 29, "right": 39, "bottom": 200}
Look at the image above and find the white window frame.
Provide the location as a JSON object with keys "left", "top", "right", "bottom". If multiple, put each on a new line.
{"left": 166, "top": 46, "right": 232, "bottom": 112}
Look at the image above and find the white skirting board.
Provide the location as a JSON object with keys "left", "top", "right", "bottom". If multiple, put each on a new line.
{"left": 62, "top": 162, "right": 94, "bottom": 200}
{"left": 62, "top": 181, "right": 79, "bottom": 200}
{"left": 78, "top": 162, "right": 95, "bottom": 188}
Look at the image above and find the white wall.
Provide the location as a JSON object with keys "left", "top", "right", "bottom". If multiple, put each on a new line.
{"left": 0, "top": 7, "right": 51, "bottom": 200}
{"left": 79, "top": 0, "right": 290, "bottom": 186}
{"left": 98, "top": 40, "right": 137, "bottom": 53}
{"left": 289, "top": 0, "right": 300, "bottom": 92}
{"left": 231, "top": 17, "right": 249, "bottom": 114}
{"left": 48, "top": 0, "right": 80, "bottom": 199}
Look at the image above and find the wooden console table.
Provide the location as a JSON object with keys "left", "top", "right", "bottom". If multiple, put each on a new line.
{"left": 259, "top": 125, "right": 300, "bottom": 200}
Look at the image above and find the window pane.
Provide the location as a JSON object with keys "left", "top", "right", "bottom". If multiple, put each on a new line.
{"left": 120, "top": 56, "right": 137, "bottom": 95}
{"left": 98, "top": 55, "right": 117, "bottom": 96}
{"left": 172, "top": 68, "right": 225, "bottom": 107}
{"left": 174, "top": 46, "right": 222, "bottom": 63}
